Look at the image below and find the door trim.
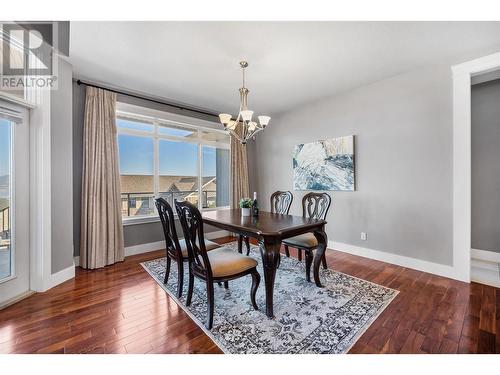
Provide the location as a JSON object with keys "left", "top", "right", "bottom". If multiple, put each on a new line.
{"left": 452, "top": 51, "right": 500, "bottom": 283}
{"left": 27, "top": 88, "right": 54, "bottom": 292}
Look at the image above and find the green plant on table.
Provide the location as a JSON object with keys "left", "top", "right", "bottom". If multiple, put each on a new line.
{"left": 239, "top": 198, "right": 253, "bottom": 208}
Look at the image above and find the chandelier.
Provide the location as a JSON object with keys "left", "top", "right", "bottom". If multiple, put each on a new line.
{"left": 218, "top": 61, "right": 271, "bottom": 144}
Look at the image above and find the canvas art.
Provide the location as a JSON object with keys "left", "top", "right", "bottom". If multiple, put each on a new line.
{"left": 293, "top": 135, "right": 355, "bottom": 191}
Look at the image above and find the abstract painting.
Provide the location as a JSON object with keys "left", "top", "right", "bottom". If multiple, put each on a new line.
{"left": 293, "top": 135, "right": 355, "bottom": 191}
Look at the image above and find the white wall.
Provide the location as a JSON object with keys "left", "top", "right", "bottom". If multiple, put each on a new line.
{"left": 256, "top": 63, "right": 455, "bottom": 266}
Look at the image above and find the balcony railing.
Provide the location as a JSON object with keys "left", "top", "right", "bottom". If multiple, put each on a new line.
{"left": 121, "top": 190, "right": 216, "bottom": 217}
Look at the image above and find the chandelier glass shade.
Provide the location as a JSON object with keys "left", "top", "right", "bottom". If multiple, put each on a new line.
{"left": 218, "top": 61, "right": 270, "bottom": 144}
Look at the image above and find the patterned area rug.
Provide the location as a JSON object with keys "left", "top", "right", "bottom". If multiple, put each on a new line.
{"left": 141, "top": 241, "right": 398, "bottom": 354}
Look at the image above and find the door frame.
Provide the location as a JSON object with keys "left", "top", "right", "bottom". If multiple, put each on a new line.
{"left": 0, "top": 89, "right": 56, "bottom": 294}
{"left": 452, "top": 51, "right": 500, "bottom": 283}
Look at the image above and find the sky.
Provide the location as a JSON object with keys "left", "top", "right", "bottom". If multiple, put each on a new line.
{"left": 117, "top": 117, "right": 219, "bottom": 176}
{"left": 118, "top": 134, "right": 218, "bottom": 176}
{"left": 0, "top": 119, "right": 11, "bottom": 177}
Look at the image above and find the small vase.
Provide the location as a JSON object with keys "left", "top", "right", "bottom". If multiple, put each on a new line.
{"left": 241, "top": 208, "right": 251, "bottom": 217}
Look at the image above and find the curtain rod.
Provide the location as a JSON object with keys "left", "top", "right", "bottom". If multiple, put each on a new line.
{"left": 76, "top": 79, "right": 218, "bottom": 119}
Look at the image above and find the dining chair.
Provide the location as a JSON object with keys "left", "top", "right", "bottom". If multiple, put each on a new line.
{"left": 175, "top": 200, "right": 261, "bottom": 329}
{"left": 282, "top": 192, "right": 331, "bottom": 281}
{"left": 238, "top": 190, "right": 294, "bottom": 256}
{"left": 155, "top": 197, "right": 220, "bottom": 298}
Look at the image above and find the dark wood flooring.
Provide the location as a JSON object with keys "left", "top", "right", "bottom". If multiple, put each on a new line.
{"left": 0, "top": 236, "right": 499, "bottom": 353}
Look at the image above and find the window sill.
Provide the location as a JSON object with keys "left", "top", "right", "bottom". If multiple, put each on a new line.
{"left": 122, "top": 206, "right": 231, "bottom": 226}
{"left": 122, "top": 216, "right": 160, "bottom": 226}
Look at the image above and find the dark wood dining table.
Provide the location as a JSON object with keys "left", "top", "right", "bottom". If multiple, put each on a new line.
{"left": 202, "top": 209, "right": 328, "bottom": 318}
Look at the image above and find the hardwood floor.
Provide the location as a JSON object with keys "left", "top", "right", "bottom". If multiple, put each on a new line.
{"left": 0, "top": 236, "right": 499, "bottom": 354}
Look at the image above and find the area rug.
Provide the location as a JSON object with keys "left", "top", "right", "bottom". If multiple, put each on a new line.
{"left": 141, "top": 241, "right": 398, "bottom": 354}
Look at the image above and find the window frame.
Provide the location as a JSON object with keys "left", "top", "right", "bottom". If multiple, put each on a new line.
{"left": 116, "top": 105, "right": 231, "bottom": 226}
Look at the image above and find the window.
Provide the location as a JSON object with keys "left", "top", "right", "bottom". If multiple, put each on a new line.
{"left": 202, "top": 146, "right": 230, "bottom": 208}
{"left": 0, "top": 119, "right": 12, "bottom": 280}
{"left": 117, "top": 107, "right": 231, "bottom": 221}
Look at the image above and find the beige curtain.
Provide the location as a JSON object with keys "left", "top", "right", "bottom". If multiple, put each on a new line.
{"left": 230, "top": 123, "right": 250, "bottom": 208}
{"left": 80, "top": 86, "right": 124, "bottom": 269}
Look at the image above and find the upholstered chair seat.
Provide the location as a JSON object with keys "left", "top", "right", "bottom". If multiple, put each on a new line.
{"left": 204, "top": 247, "right": 258, "bottom": 277}
{"left": 282, "top": 233, "right": 317, "bottom": 249}
{"left": 179, "top": 239, "right": 219, "bottom": 257}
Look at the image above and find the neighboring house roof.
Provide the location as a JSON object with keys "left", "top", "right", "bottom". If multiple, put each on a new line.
{"left": 120, "top": 175, "right": 216, "bottom": 194}
{"left": 0, "top": 198, "right": 9, "bottom": 212}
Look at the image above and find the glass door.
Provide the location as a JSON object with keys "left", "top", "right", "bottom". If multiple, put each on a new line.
{"left": 0, "top": 100, "right": 30, "bottom": 306}
{"left": 0, "top": 118, "right": 12, "bottom": 281}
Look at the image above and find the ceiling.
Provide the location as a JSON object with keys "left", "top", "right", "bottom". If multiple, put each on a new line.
{"left": 70, "top": 21, "right": 500, "bottom": 116}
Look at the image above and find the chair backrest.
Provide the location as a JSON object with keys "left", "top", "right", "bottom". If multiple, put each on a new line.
{"left": 174, "top": 200, "right": 212, "bottom": 277}
{"left": 270, "top": 191, "right": 293, "bottom": 214}
{"left": 301, "top": 192, "right": 332, "bottom": 220}
{"left": 155, "top": 197, "right": 182, "bottom": 258}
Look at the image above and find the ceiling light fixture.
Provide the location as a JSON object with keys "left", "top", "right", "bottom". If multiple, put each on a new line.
{"left": 218, "top": 61, "right": 270, "bottom": 144}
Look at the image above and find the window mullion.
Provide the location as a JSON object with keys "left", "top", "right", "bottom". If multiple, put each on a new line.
{"left": 153, "top": 121, "right": 159, "bottom": 198}
{"left": 198, "top": 137, "right": 202, "bottom": 210}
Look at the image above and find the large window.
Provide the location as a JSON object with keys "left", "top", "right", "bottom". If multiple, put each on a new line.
{"left": 117, "top": 108, "right": 230, "bottom": 221}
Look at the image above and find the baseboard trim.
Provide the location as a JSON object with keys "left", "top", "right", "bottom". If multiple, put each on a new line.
{"left": 45, "top": 264, "right": 76, "bottom": 290}
{"left": 124, "top": 230, "right": 231, "bottom": 257}
{"left": 329, "top": 241, "right": 463, "bottom": 281}
{"left": 125, "top": 241, "right": 165, "bottom": 257}
{"left": 0, "top": 290, "right": 36, "bottom": 310}
{"left": 470, "top": 249, "right": 500, "bottom": 287}
{"left": 471, "top": 248, "right": 500, "bottom": 264}
{"left": 73, "top": 231, "right": 231, "bottom": 265}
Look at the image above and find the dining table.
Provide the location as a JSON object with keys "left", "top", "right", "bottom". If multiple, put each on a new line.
{"left": 202, "top": 209, "right": 328, "bottom": 318}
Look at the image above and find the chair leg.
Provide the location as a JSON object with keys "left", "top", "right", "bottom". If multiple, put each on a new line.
{"left": 297, "top": 248, "right": 302, "bottom": 262}
{"left": 186, "top": 270, "right": 194, "bottom": 306}
{"left": 305, "top": 250, "right": 313, "bottom": 282}
{"left": 284, "top": 245, "right": 290, "bottom": 258}
{"left": 176, "top": 259, "right": 184, "bottom": 298}
{"left": 244, "top": 236, "right": 250, "bottom": 256}
{"left": 224, "top": 281, "right": 229, "bottom": 289}
{"left": 237, "top": 235, "right": 243, "bottom": 254}
{"left": 206, "top": 280, "right": 215, "bottom": 330}
{"left": 321, "top": 252, "right": 328, "bottom": 269}
{"left": 250, "top": 270, "right": 260, "bottom": 310}
{"left": 164, "top": 256, "right": 171, "bottom": 284}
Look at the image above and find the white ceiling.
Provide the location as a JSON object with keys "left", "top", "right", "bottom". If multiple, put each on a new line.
{"left": 70, "top": 21, "right": 500, "bottom": 116}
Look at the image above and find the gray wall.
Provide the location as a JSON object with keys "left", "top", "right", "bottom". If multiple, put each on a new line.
{"left": 72, "top": 82, "right": 234, "bottom": 255}
{"left": 255, "top": 63, "right": 454, "bottom": 266}
{"left": 472, "top": 79, "right": 500, "bottom": 253}
{"left": 51, "top": 58, "right": 74, "bottom": 273}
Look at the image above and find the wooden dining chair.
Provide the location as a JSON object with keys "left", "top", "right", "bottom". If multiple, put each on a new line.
{"left": 282, "top": 192, "right": 331, "bottom": 281}
{"left": 238, "top": 191, "right": 294, "bottom": 256}
{"left": 155, "top": 197, "right": 220, "bottom": 298}
{"left": 175, "top": 200, "right": 261, "bottom": 329}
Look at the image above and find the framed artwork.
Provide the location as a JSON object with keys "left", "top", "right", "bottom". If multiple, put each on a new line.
{"left": 293, "top": 135, "right": 355, "bottom": 191}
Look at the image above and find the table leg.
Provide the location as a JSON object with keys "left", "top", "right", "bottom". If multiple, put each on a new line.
{"left": 258, "top": 239, "right": 281, "bottom": 318}
{"left": 237, "top": 235, "right": 243, "bottom": 254}
{"left": 313, "top": 229, "right": 327, "bottom": 287}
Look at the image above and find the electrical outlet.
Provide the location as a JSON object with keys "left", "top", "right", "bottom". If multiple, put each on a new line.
{"left": 360, "top": 232, "right": 367, "bottom": 241}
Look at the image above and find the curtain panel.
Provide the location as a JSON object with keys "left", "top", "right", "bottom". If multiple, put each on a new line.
{"left": 230, "top": 123, "right": 250, "bottom": 208}
{"left": 80, "top": 86, "right": 124, "bottom": 269}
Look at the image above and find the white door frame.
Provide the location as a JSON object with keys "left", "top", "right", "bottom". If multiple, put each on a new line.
{"left": 452, "top": 51, "right": 500, "bottom": 283}
{"left": 0, "top": 88, "right": 55, "bottom": 294}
